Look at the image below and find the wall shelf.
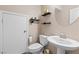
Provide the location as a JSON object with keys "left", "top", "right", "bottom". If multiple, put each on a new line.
{"left": 41, "top": 22, "right": 51, "bottom": 24}
{"left": 29, "top": 17, "right": 39, "bottom": 23}
{"left": 42, "top": 12, "right": 51, "bottom": 16}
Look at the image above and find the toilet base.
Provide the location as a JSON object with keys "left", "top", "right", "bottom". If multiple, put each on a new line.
{"left": 30, "top": 50, "right": 43, "bottom": 54}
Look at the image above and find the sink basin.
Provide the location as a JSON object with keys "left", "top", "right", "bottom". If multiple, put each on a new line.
{"left": 47, "top": 36, "right": 79, "bottom": 54}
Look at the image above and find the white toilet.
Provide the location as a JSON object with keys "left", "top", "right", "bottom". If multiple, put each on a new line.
{"left": 28, "top": 35, "right": 48, "bottom": 54}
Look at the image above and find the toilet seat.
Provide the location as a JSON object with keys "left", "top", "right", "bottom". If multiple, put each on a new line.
{"left": 28, "top": 43, "right": 43, "bottom": 53}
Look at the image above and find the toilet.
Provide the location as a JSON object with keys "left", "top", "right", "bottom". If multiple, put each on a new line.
{"left": 28, "top": 35, "right": 48, "bottom": 54}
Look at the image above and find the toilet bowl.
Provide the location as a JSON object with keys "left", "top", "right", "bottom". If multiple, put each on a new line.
{"left": 28, "top": 35, "right": 48, "bottom": 54}
{"left": 28, "top": 43, "right": 43, "bottom": 53}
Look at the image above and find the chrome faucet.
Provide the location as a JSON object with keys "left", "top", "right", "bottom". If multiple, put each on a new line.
{"left": 54, "top": 32, "right": 67, "bottom": 38}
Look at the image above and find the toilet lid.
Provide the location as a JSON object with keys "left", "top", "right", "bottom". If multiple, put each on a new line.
{"left": 29, "top": 43, "right": 43, "bottom": 49}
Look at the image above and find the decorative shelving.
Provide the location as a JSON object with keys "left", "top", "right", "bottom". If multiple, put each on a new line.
{"left": 41, "top": 22, "right": 51, "bottom": 24}
{"left": 29, "top": 17, "right": 39, "bottom": 23}
{"left": 42, "top": 12, "right": 51, "bottom": 16}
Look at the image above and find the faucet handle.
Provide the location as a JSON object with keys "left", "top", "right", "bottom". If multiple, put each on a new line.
{"left": 54, "top": 32, "right": 67, "bottom": 38}
{"left": 59, "top": 33, "right": 67, "bottom": 38}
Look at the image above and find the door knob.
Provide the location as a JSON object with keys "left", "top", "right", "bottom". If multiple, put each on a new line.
{"left": 24, "top": 30, "right": 26, "bottom": 33}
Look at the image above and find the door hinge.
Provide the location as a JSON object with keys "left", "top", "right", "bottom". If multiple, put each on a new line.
{"left": 1, "top": 51, "right": 3, "bottom": 54}
{"left": 2, "top": 19, "right": 3, "bottom": 24}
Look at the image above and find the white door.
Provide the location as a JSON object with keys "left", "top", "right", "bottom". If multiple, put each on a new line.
{"left": 0, "top": 13, "right": 2, "bottom": 53}
{"left": 3, "top": 13, "right": 27, "bottom": 54}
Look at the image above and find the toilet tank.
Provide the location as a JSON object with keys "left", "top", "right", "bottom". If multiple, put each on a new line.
{"left": 39, "top": 35, "right": 48, "bottom": 46}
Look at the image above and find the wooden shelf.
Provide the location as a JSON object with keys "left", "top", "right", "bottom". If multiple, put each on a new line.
{"left": 30, "top": 18, "right": 39, "bottom": 23}
{"left": 42, "top": 12, "right": 51, "bottom": 16}
{"left": 42, "top": 22, "right": 51, "bottom": 24}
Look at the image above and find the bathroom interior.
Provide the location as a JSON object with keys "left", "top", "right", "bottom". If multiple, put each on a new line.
{"left": 0, "top": 5, "right": 79, "bottom": 54}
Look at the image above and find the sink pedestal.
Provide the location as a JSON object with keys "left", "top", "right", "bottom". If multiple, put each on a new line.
{"left": 57, "top": 48, "right": 65, "bottom": 54}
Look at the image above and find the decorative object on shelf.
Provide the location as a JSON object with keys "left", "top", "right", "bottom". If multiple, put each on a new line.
{"left": 41, "top": 5, "right": 51, "bottom": 16}
{"left": 42, "top": 22, "right": 51, "bottom": 24}
{"left": 29, "top": 17, "right": 40, "bottom": 23}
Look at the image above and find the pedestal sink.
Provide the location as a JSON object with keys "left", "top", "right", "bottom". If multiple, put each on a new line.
{"left": 47, "top": 36, "right": 79, "bottom": 54}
